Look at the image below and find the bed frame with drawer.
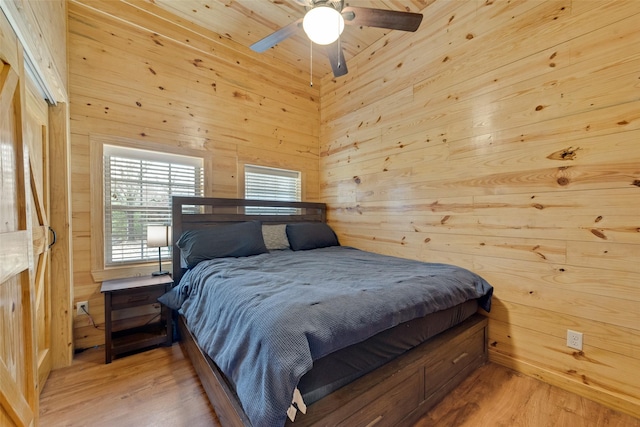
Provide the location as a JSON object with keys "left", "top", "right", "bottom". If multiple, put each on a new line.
{"left": 171, "top": 196, "right": 488, "bottom": 427}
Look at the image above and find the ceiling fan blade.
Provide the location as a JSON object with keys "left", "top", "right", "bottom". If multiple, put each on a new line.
{"left": 325, "top": 41, "right": 348, "bottom": 78}
{"left": 342, "top": 7, "right": 423, "bottom": 32}
{"left": 250, "top": 18, "right": 303, "bottom": 53}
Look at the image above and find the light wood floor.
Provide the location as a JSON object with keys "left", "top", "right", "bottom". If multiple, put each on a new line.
{"left": 40, "top": 344, "right": 639, "bottom": 427}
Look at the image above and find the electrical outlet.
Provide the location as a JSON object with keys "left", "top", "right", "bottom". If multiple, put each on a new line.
{"left": 77, "top": 301, "right": 89, "bottom": 316}
{"left": 567, "top": 329, "right": 583, "bottom": 351}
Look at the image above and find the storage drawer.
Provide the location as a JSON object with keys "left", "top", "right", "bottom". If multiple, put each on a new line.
{"left": 337, "top": 370, "right": 421, "bottom": 427}
{"left": 424, "top": 324, "right": 485, "bottom": 399}
{"left": 111, "top": 285, "right": 166, "bottom": 309}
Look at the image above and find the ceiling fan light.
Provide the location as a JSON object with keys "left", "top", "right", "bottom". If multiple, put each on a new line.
{"left": 303, "top": 6, "right": 345, "bottom": 45}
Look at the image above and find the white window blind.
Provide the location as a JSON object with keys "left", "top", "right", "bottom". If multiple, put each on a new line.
{"left": 104, "top": 145, "right": 203, "bottom": 265}
{"left": 245, "top": 165, "right": 301, "bottom": 214}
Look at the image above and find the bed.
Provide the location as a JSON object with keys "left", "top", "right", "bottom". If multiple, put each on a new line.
{"left": 164, "top": 196, "right": 493, "bottom": 427}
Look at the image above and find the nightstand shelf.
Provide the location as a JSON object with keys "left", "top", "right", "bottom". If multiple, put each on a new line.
{"left": 101, "top": 275, "right": 173, "bottom": 364}
{"left": 112, "top": 323, "right": 168, "bottom": 354}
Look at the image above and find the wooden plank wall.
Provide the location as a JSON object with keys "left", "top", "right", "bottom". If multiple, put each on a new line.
{"left": 67, "top": 0, "right": 320, "bottom": 349}
{"left": 319, "top": 0, "right": 639, "bottom": 418}
{"left": 0, "top": 0, "right": 68, "bottom": 102}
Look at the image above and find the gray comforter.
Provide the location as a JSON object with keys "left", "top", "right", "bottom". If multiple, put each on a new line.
{"left": 161, "top": 246, "right": 493, "bottom": 427}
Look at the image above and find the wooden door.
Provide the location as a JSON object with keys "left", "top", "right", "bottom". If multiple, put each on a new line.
{"left": 0, "top": 14, "right": 38, "bottom": 427}
{"left": 25, "top": 79, "right": 53, "bottom": 391}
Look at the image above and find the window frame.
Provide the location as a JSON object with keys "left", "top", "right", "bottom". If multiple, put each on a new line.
{"left": 103, "top": 144, "right": 204, "bottom": 267}
{"left": 90, "top": 136, "right": 212, "bottom": 282}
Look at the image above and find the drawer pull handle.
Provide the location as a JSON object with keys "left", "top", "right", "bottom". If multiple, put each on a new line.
{"left": 452, "top": 352, "right": 469, "bottom": 364}
{"left": 365, "top": 415, "right": 383, "bottom": 427}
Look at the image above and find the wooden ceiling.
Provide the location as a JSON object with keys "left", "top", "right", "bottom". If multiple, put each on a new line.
{"left": 149, "top": 0, "right": 433, "bottom": 81}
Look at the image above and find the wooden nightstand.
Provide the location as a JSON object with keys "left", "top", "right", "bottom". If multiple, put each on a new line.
{"left": 101, "top": 275, "right": 173, "bottom": 364}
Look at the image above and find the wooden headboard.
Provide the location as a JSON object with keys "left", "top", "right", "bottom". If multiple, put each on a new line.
{"left": 170, "top": 197, "right": 326, "bottom": 284}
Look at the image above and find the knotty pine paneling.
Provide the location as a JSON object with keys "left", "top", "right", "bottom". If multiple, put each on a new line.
{"left": 0, "top": 0, "right": 67, "bottom": 102}
{"left": 320, "top": 0, "right": 640, "bottom": 418}
{"left": 68, "top": 0, "right": 320, "bottom": 349}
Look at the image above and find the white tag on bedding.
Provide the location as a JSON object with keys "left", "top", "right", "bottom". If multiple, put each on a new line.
{"left": 292, "top": 388, "right": 307, "bottom": 414}
{"left": 287, "top": 405, "right": 297, "bottom": 422}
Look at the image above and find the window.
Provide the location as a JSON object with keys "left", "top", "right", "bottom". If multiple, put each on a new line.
{"left": 104, "top": 145, "right": 203, "bottom": 266}
{"left": 244, "top": 165, "right": 301, "bottom": 213}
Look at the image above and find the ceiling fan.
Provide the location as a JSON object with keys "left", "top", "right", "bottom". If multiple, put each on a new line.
{"left": 250, "top": 0, "right": 423, "bottom": 78}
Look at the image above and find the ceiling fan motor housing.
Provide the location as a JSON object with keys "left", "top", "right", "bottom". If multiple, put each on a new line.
{"left": 297, "top": 0, "right": 343, "bottom": 12}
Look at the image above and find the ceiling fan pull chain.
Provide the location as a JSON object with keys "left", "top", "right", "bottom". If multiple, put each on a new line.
{"left": 337, "top": 12, "right": 342, "bottom": 70}
{"left": 310, "top": 39, "right": 313, "bottom": 87}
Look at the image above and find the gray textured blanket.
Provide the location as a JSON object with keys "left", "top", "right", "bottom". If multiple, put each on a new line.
{"left": 162, "top": 246, "right": 493, "bottom": 427}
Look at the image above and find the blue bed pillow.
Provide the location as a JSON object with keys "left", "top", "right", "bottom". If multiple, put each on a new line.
{"left": 286, "top": 222, "right": 340, "bottom": 251}
{"left": 177, "top": 220, "right": 268, "bottom": 268}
